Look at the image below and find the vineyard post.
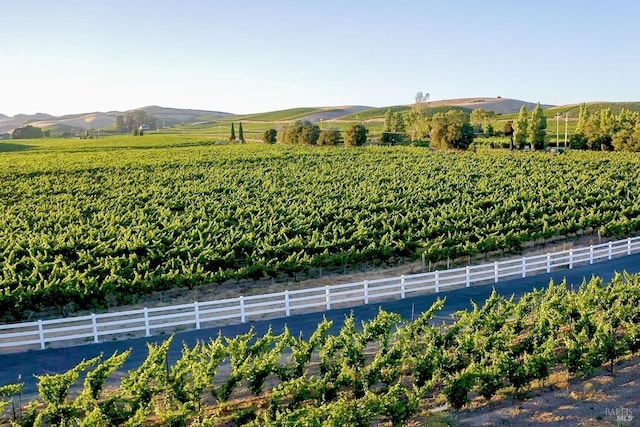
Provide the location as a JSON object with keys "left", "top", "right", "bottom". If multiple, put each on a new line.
{"left": 494, "top": 261, "right": 499, "bottom": 283}
{"left": 465, "top": 266, "right": 470, "bottom": 287}
{"left": 38, "top": 319, "right": 45, "bottom": 350}
{"left": 92, "top": 313, "right": 99, "bottom": 343}
{"left": 239, "top": 296, "right": 246, "bottom": 323}
{"left": 284, "top": 291, "right": 290, "bottom": 316}
{"left": 325, "top": 285, "right": 331, "bottom": 310}
{"left": 590, "top": 245, "right": 594, "bottom": 264}
{"left": 401, "top": 275, "right": 406, "bottom": 298}
{"left": 364, "top": 280, "right": 369, "bottom": 304}
{"left": 435, "top": 271, "right": 440, "bottom": 293}
{"left": 194, "top": 302, "right": 201, "bottom": 330}
{"left": 569, "top": 249, "right": 574, "bottom": 269}
{"left": 522, "top": 258, "right": 527, "bottom": 278}
{"left": 144, "top": 308, "right": 151, "bottom": 336}
{"left": 545, "top": 253, "right": 550, "bottom": 273}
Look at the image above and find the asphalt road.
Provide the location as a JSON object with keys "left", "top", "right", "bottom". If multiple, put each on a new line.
{"left": 1, "top": 253, "right": 639, "bottom": 398}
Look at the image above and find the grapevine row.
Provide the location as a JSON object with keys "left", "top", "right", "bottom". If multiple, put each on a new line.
{"left": 2, "top": 272, "right": 639, "bottom": 425}
{"left": 1, "top": 142, "right": 640, "bottom": 320}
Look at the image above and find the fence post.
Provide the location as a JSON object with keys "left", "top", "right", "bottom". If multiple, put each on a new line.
{"left": 546, "top": 253, "right": 551, "bottom": 273}
{"left": 285, "top": 290, "right": 290, "bottom": 317}
{"left": 608, "top": 241, "right": 613, "bottom": 260}
{"left": 466, "top": 266, "right": 471, "bottom": 287}
{"left": 38, "top": 319, "right": 45, "bottom": 350}
{"left": 494, "top": 261, "right": 499, "bottom": 283}
{"left": 194, "top": 302, "right": 201, "bottom": 330}
{"left": 590, "top": 245, "right": 594, "bottom": 264}
{"left": 239, "top": 296, "right": 246, "bottom": 323}
{"left": 364, "top": 280, "right": 369, "bottom": 304}
{"left": 522, "top": 258, "right": 526, "bottom": 278}
{"left": 435, "top": 271, "right": 440, "bottom": 293}
{"left": 401, "top": 275, "right": 406, "bottom": 298}
{"left": 92, "top": 313, "right": 99, "bottom": 343}
{"left": 569, "top": 249, "right": 574, "bottom": 269}
{"left": 144, "top": 308, "right": 151, "bottom": 337}
{"left": 325, "top": 285, "right": 331, "bottom": 310}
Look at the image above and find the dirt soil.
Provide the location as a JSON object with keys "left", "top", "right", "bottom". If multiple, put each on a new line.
{"left": 451, "top": 355, "right": 640, "bottom": 426}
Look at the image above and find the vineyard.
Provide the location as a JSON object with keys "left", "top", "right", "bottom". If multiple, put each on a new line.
{"left": 2, "top": 138, "right": 640, "bottom": 321}
{"left": 1, "top": 272, "right": 639, "bottom": 425}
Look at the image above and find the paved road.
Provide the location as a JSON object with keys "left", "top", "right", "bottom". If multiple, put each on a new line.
{"left": 2, "top": 254, "right": 639, "bottom": 398}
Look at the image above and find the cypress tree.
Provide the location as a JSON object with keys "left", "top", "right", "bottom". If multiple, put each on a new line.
{"left": 513, "top": 105, "right": 529, "bottom": 150}
{"left": 238, "top": 122, "right": 244, "bottom": 142}
{"left": 230, "top": 123, "right": 236, "bottom": 142}
{"left": 529, "top": 103, "right": 547, "bottom": 150}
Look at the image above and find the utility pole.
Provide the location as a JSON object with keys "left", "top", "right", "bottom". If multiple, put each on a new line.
{"left": 555, "top": 113, "right": 561, "bottom": 148}
{"left": 564, "top": 113, "right": 569, "bottom": 149}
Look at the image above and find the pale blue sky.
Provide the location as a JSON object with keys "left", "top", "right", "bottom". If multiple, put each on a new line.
{"left": 2, "top": 0, "right": 639, "bottom": 116}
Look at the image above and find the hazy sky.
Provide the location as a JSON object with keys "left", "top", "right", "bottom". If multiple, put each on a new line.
{"left": 2, "top": 1, "right": 639, "bottom": 116}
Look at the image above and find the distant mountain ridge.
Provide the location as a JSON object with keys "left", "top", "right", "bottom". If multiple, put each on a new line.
{"left": 0, "top": 106, "right": 232, "bottom": 135}
{"left": 1, "top": 97, "right": 624, "bottom": 136}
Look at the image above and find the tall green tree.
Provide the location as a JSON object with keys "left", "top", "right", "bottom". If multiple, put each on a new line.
{"left": 513, "top": 105, "right": 529, "bottom": 149}
{"left": 317, "top": 128, "right": 341, "bottom": 145}
{"left": 343, "top": 123, "right": 368, "bottom": 146}
{"left": 406, "top": 91, "right": 430, "bottom": 141}
{"left": 384, "top": 108, "right": 396, "bottom": 132}
{"left": 429, "top": 110, "right": 474, "bottom": 150}
{"left": 382, "top": 109, "right": 406, "bottom": 133}
{"left": 238, "top": 122, "right": 245, "bottom": 143}
{"left": 581, "top": 109, "right": 613, "bottom": 150}
{"left": 394, "top": 112, "right": 406, "bottom": 133}
{"left": 230, "top": 123, "right": 236, "bottom": 142}
{"left": 595, "top": 108, "right": 615, "bottom": 150}
{"left": 263, "top": 128, "right": 277, "bottom": 144}
{"left": 572, "top": 104, "right": 591, "bottom": 149}
{"left": 529, "top": 103, "right": 547, "bottom": 150}
{"left": 281, "top": 120, "right": 320, "bottom": 145}
{"left": 612, "top": 112, "right": 640, "bottom": 151}
{"left": 576, "top": 105, "right": 615, "bottom": 151}
{"left": 470, "top": 108, "right": 497, "bottom": 134}
{"left": 575, "top": 103, "right": 590, "bottom": 135}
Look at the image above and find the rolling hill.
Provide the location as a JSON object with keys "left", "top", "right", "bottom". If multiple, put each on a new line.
{"left": 5, "top": 97, "right": 640, "bottom": 137}
{"left": 0, "top": 106, "right": 232, "bottom": 136}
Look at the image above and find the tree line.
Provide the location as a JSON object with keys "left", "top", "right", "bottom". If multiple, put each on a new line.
{"left": 511, "top": 103, "right": 548, "bottom": 150}
{"left": 571, "top": 104, "right": 640, "bottom": 151}
{"left": 261, "top": 121, "right": 369, "bottom": 146}
{"left": 114, "top": 110, "right": 157, "bottom": 134}
{"left": 11, "top": 125, "right": 49, "bottom": 139}
{"left": 382, "top": 92, "right": 476, "bottom": 150}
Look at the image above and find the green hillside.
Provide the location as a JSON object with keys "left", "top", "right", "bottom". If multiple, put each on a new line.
{"left": 337, "top": 105, "right": 410, "bottom": 121}
{"left": 225, "top": 107, "right": 327, "bottom": 122}
{"left": 498, "top": 102, "right": 640, "bottom": 121}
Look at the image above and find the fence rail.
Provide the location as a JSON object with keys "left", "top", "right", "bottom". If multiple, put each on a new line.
{"left": 1, "top": 237, "right": 639, "bottom": 353}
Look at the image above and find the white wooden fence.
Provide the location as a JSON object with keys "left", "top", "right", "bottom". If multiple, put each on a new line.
{"left": 1, "top": 237, "right": 639, "bottom": 353}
